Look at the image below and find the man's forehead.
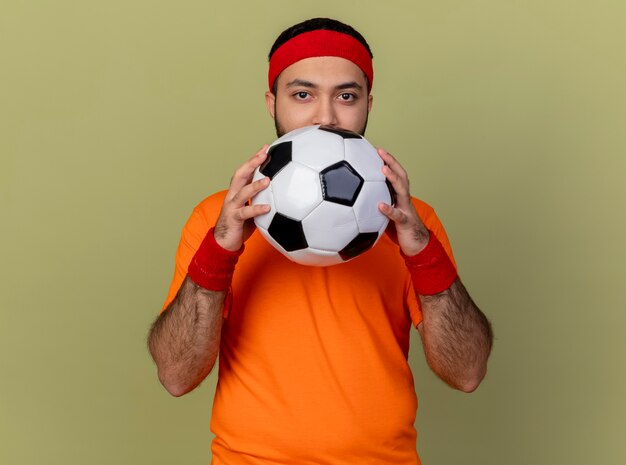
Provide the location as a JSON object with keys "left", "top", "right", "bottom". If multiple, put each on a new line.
{"left": 277, "top": 56, "right": 368, "bottom": 89}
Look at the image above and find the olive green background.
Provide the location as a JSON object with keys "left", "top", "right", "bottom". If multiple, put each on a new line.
{"left": 1, "top": 0, "right": 624, "bottom": 464}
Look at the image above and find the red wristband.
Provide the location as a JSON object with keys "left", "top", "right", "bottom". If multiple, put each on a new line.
{"left": 402, "top": 230, "right": 458, "bottom": 295}
{"left": 187, "top": 227, "right": 244, "bottom": 291}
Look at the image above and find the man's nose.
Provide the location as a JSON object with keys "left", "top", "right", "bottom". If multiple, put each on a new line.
{"left": 312, "top": 99, "right": 339, "bottom": 127}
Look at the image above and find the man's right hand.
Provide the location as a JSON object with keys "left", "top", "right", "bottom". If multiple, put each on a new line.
{"left": 214, "top": 145, "right": 272, "bottom": 251}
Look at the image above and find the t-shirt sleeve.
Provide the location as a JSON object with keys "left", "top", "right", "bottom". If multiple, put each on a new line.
{"left": 160, "top": 192, "right": 226, "bottom": 313}
{"left": 405, "top": 198, "right": 458, "bottom": 328}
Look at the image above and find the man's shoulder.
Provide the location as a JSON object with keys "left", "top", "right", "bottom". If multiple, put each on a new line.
{"left": 411, "top": 196, "right": 436, "bottom": 217}
{"left": 411, "top": 196, "right": 448, "bottom": 232}
{"left": 193, "top": 190, "right": 228, "bottom": 212}
{"left": 180, "top": 190, "right": 227, "bottom": 234}
{"left": 189, "top": 190, "right": 228, "bottom": 219}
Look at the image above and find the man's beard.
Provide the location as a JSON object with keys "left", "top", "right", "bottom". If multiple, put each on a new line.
{"left": 273, "top": 101, "right": 369, "bottom": 138}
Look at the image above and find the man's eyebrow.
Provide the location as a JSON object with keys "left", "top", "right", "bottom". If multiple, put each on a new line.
{"left": 285, "top": 79, "right": 317, "bottom": 88}
{"left": 334, "top": 81, "right": 363, "bottom": 91}
{"left": 284, "top": 79, "right": 364, "bottom": 91}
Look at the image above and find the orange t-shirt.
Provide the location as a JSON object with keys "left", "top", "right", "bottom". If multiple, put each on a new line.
{"left": 162, "top": 191, "right": 456, "bottom": 465}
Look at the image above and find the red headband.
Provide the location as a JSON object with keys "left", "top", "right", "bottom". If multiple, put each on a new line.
{"left": 268, "top": 29, "right": 373, "bottom": 93}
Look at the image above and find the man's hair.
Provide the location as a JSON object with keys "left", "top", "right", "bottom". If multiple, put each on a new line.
{"left": 268, "top": 17, "right": 373, "bottom": 61}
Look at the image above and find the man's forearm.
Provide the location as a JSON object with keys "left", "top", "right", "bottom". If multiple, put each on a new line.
{"left": 419, "top": 278, "right": 493, "bottom": 392}
{"left": 148, "top": 276, "right": 225, "bottom": 397}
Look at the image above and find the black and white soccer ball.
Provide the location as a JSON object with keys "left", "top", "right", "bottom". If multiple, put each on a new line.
{"left": 251, "top": 125, "right": 394, "bottom": 266}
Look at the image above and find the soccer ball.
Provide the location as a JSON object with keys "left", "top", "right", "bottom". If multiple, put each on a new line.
{"left": 251, "top": 125, "right": 394, "bottom": 266}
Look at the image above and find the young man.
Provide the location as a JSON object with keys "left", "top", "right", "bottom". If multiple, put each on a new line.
{"left": 148, "top": 18, "right": 493, "bottom": 465}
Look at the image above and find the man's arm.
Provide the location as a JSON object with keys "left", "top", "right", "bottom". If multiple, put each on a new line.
{"left": 147, "top": 145, "right": 270, "bottom": 397}
{"left": 417, "top": 279, "right": 493, "bottom": 392}
{"left": 377, "top": 148, "right": 493, "bottom": 392}
{"left": 148, "top": 279, "right": 226, "bottom": 397}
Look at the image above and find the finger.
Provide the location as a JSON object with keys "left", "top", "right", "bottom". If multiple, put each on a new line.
{"left": 231, "top": 145, "right": 269, "bottom": 188}
{"left": 230, "top": 175, "right": 270, "bottom": 207}
{"left": 227, "top": 145, "right": 269, "bottom": 198}
{"left": 377, "top": 148, "right": 408, "bottom": 179}
{"left": 378, "top": 202, "right": 409, "bottom": 225}
{"left": 236, "top": 203, "right": 271, "bottom": 222}
{"left": 378, "top": 149, "right": 408, "bottom": 187}
{"left": 381, "top": 164, "right": 404, "bottom": 188}
{"left": 381, "top": 164, "right": 411, "bottom": 208}
{"left": 378, "top": 150, "right": 412, "bottom": 209}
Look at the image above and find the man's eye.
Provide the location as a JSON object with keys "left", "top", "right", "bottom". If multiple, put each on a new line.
{"left": 295, "top": 92, "right": 309, "bottom": 99}
{"left": 339, "top": 93, "right": 355, "bottom": 101}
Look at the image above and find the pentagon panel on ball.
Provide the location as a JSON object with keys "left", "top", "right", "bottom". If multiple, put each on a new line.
{"left": 267, "top": 213, "right": 308, "bottom": 252}
{"left": 259, "top": 141, "right": 292, "bottom": 179}
{"left": 339, "top": 232, "right": 380, "bottom": 261}
{"left": 319, "top": 126, "right": 363, "bottom": 139}
{"left": 251, "top": 125, "right": 393, "bottom": 266}
{"left": 320, "top": 161, "right": 364, "bottom": 207}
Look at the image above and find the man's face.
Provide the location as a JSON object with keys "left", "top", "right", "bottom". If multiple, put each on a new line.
{"left": 265, "top": 56, "right": 373, "bottom": 138}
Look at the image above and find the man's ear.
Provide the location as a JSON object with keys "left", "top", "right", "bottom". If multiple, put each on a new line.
{"left": 368, "top": 93, "right": 373, "bottom": 114}
{"left": 265, "top": 91, "right": 276, "bottom": 119}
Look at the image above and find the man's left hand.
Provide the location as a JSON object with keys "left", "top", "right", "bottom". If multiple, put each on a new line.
{"left": 377, "top": 148, "right": 430, "bottom": 256}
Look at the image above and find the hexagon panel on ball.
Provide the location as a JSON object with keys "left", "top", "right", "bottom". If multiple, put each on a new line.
{"left": 250, "top": 171, "right": 276, "bottom": 231}
{"left": 352, "top": 181, "right": 391, "bottom": 233}
{"left": 272, "top": 162, "right": 323, "bottom": 221}
{"left": 344, "top": 138, "right": 385, "bottom": 182}
{"left": 288, "top": 248, "right": 344, "bottom": 267}
{"left": 274, "top": 125, "right": 319, "bottom": 144}
{"left": 301, "top": 202, "right": 359, "bottom": 252}
{"left": 291, "top": 128, "right": 346, "bottom": 171}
